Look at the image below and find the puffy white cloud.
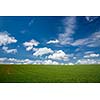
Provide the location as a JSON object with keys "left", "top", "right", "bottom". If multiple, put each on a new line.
{"left": 32, "top": 60, "right": 59, "bottom": 65}
{"left": 0, "top": 57, "right": 60, "bottom": 65}
{"left": 8, "top": 58, "right": 18, "bottom": 62}
{"left": 48, "top": 50, "right": 69, "bottom": 61}
{"left": 58, "top": 17, "right": 76, "bottom": 45}
{"left": 47, "top": 39, "right": 59, "bottom": 44}
{"left": 1, "top": 58, "right": 33, "bottom": 64}
{"left": 22, "top": 59, "right": 33, "bottom": 64}
{"left": 23, "top": 39, "right": 39, "bottom": 51}
{"left": 32, "top": 60, "right": 43, "bottom": 64}
{"left": 32, "top": 48, "right": 38, "bottom": 51}
{"left": 26, "top": 46, "right": 33, "bottom": 51}
{"left": 0, "top": 31, "right": 17, "bottom": 46}
{"left": 24, "top": 39, "right": 39, "bottom": 47}
{"left": 0, "top": 57, "right": 100, "bottom": 65}
{"left": 43, "top": 60, "right": 59, "bottom": 65}
{"left": 2, "top": 46, "right": 17, "bottom": 54}
{"left": 33, "top": 47, "right": 54, "bottom": 56}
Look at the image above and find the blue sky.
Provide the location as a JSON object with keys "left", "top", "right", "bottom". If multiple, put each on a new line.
{"left": 0, "top": 16, "right": 100, "bottom": 64}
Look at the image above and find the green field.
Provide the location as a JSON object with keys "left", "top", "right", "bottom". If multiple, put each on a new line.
{"left": 0, "top": 64, "right": 100, "bottom": 83}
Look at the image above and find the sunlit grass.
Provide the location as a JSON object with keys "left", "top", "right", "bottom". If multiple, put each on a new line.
{"left": 0, "top": 64, "right": 100, "bottom": 83}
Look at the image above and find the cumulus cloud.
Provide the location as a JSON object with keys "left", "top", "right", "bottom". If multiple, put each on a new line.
{"left": 0, "top": 57, "right": 60, "bottom": 65}
{"left": 26, "top": 46, "right": 33, "bottom": 51}
{"left": 58, "top": 17, "right": 76, "bottom": 45}
{"left": 1, "top": 57, "right": 100, "bottom": 65}
{"left": 0, "top": 58, "right": 33, "bottom": 64}
{"left": 33, "top": 47, "right": 54, "bottom": 56}
{"left": 0, "top": 31, "right": 17, "bottom": 46}
{"left": 48, "top": 50, "right": 69, "bottom": 61}
{"left": 43, "top": 60, "right": 59, "bottom": 65}
{"left": 32, "top": 59, "right": 59, "bottom": 65}
{"left": 32, "top": 48, "right": 38, "bottom": 51}
{"left": 47, "top": 39, "right": 59, "bottom": 44}
{"left": 2, "top": 46, "right": 17, "bottom": 54}
{"left": 76, "top": 59, "right": 100, "bottom": 64}
{"left": 23, "top": 39, "right": 39, "bottom": 51}
{"left": 21, "top": 59, "right": 33, "bottom": 64}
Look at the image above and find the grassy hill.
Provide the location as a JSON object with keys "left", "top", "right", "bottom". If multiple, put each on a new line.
{"left": 0, "top": 64, "right": 100, "bottom": 83}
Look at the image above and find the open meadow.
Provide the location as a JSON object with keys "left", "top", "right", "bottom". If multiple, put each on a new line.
{"left": 0, "top": 64, "right": 100, "bottom": 83}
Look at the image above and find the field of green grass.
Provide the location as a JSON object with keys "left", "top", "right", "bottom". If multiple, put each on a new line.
{"left": 0, "top": 64, "right": 100, "bottom": 83}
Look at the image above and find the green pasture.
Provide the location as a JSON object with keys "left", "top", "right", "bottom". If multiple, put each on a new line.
{"left": 0, "top": 64, "right": 100, "bottom": 83}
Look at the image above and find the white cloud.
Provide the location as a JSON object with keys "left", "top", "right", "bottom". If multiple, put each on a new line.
{"left": 0, "top": 57, "right": 60, "bottom": 65}
{"left": 8, "top": 58, "right": 18, "bottom": 62}
{"left": 47, "top": 39, "right": 59, "bottom": 44}
{"left": 22, "top": 59, "right": 33, "bottom": 64}
{"left": 32, "top": 48, "right": 38, "bottom": 51}
{"left": 32, "top": 59, "right": 59, "bottom": 65}
{"left": 76, "top": 59, "right": 97, "bottom": 64}
{"left": 68, "top": 63, "right": 74, "bottom": 65}
{"left": 0, "top": 57, "right": 100, "bottom": 65}
{"left": 43, "top": 60, "right": 59, "bottom": 65}
{"left": 2, "top": 46, "right": 17, "bottom": 54}
{"left": 3, "top": 58, "right": 33, "bottom": 64}
{"left": 11, "top": 58, "right": 33, "bottom": 64}
{"left": 0, "top": 58, "right": 7, "bottom": 64}
{"left": 73, "top": 57, "right": 76, "bottom": 59}
{"left": 32, "top": 60, "right": 43, "bottom": 64}
{"left": 84, "top": 51, "right": 94, "bottom": 54}
{"left": 0, "top": 57, "right": 7, "bottom": 62}
{"left": 33, "top": 47, "right": 54, "bottom": 56}
{"left": 84, "top": 53, "right": 99, "bottom": 58}
{"left": 58, "top": 17, "right": 76, "bottom": 45}
{"left": 26, "top": 46, "right": 33, "bottom": 51}
{"left": 57, "top": 17, "right": 100, "bottom": 47}
{"left": 72, "top": 38, "right": 88, "bottom": 46}
{"left": 23, "top": 39, "right": 39, "bottom": 51}
{"left": 72, "top": 31, "right": 100, "bottom": 47}
{"left": 0, "top": 31, "right": 17, "bottom": 46}
{"left": 85, "top": 16, "right": 98, "bottom": 22}
{"left": 87, "top": 32, "right": 100, "bottom": 47}
{"left": 48, "top": 50, "right": 69, "bottom": 61}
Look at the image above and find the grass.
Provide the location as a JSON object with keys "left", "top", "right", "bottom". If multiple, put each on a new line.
{"left": 0, "top": 64, "right": 100, "bottom": 83}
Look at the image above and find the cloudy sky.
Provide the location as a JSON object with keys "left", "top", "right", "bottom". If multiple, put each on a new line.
{"left": 0, "top": 16, "right": 100, "bottom": 64}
